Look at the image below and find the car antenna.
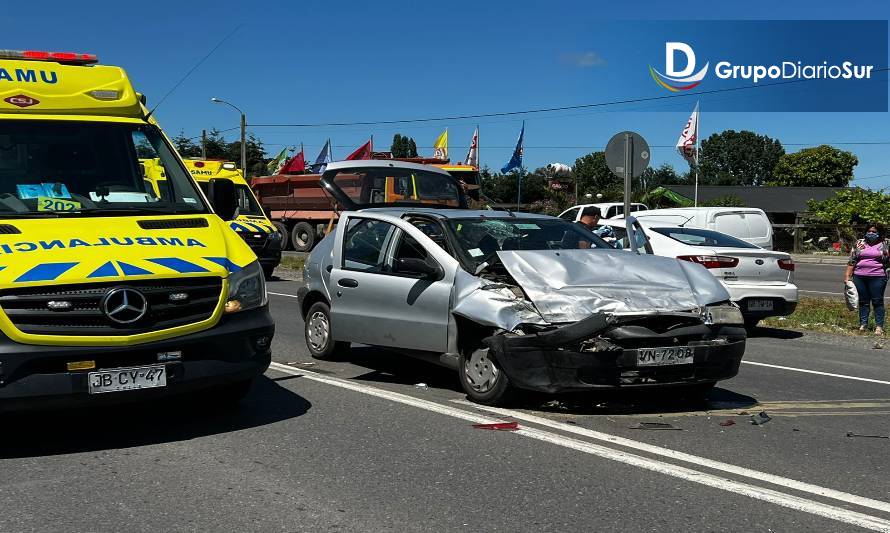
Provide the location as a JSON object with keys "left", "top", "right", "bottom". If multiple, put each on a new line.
{"left": 145, "top": 24, "right": 242, "bottom": 120}
{"left": 679, "top": 214, "right": 694, "bottom": 227}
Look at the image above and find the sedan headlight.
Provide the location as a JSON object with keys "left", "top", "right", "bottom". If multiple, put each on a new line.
{"left": 225, "top": 260, "right": 267, "bottom": 313}
{"left": 703, "top": 304, "right": 744, "bottom": 325}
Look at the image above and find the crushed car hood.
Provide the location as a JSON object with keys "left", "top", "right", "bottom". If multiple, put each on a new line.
{"left": 495, "top": 249, "right": 730, "bottom": 324}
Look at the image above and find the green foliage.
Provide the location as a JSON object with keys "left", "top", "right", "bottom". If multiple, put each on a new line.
{"left": 171, "top": 130, "right": 202, "bottom": 158}
{"left": 639, "top": 163, "right": 681, "bottom": 190}
{"left": 198, "top": 129, "right": 267, "bottom": 177}
{"left": 768, "top": 145, "right": 858, "bottom": 187}
{"left": 700, "top": 194, "right": 746, "bottom": 207}
{"left": 699, "top": 130, "right": 785, "bottom": 186}
{"left": 391, "top": 134, "right": 418, "bottom": 158}
{"left": 573, "top": 151, "right": 621, "bottom": 198}
{"left": 806, "top": 188, "right": 890, "bottom": 224}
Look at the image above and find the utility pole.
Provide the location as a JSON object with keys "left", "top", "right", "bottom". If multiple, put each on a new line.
{"left": 211, "top": 98, "right": 247, "bottom": 177}
{"left": 201, "top": 129, "right": 207, "bottom": 159}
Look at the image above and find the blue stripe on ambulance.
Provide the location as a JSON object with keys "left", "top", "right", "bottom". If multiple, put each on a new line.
{"left": 229, "top": 222, "right": 250, "bottom": 232}
{"left": 117, "top": 261, "right": 153, "bottom": 276}
{"left": 16, "top": 262, "right": 78, "bottom": 282}
{"left": 147, "top": 257, "right": 209, "bottom": 273}
{"left": 204, "top": 257, "right": 242, "bottom": 272}
{"left": 244, "top": 222, "right": 268, "bottom": 233}
{"left": 88, "top": 261, "right": 119, "bottom": 278}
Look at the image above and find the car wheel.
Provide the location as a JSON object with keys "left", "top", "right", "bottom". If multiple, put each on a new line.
{"left": 262, "top": 265, "right": 275, "bottom": 280}
{"left": 458, "top": 346, "right": 515, "bottom": 406}
{"left": 305, "top": 301, "right": 350, "bottom": 360}
{"left": 272, "top": 221, "right": 290, "bottom": 250}
{"left": 291, "top": 222, "right": 316, "bottom": 252}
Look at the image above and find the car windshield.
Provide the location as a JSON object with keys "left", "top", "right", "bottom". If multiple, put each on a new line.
{"left": 0, "top": 120, "right": 206, "bottom": 217}
{"left": 447, "top": 217, "right": 612, "bottom": 269}
{"left": 651, "top": 227, "right": 758, "bottom": 249}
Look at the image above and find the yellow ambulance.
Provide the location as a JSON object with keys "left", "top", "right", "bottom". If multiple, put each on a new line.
{"left": 182, "top": 159, "right": 282, "bottom": 279}
{"left": 0, "top": 50, "right": 273, "bottom": 410}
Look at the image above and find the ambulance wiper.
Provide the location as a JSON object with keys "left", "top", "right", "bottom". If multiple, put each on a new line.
{"left": 64, "top": 206, "right": 176, "bottom": 216}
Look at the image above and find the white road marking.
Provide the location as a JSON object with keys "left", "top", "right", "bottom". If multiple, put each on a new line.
{"left": 798, "top": 289, "right": 890, "bottom": 300}
{"left": 743, "top": 361, "right": 890, "bottom": 386}
{"left": 268, "top": 362, "right": 890, "bottom": 531}
{"left": 268, "top": 292, "right": 299, "bottom": 299}
{"left": 459, "top": 400, "right": 890, "bottom": 514}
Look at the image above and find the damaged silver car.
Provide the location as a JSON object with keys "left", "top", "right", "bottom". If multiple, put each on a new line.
{"left": 298, "top": 161, "right": 746, "bottom": 405}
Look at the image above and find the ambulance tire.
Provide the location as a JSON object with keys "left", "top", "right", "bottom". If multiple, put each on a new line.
{"left": 292, "top": 222, "right": 316, "bottom": 252}
{"left": 273, "top": 221, "right": 290, "bottom": 250}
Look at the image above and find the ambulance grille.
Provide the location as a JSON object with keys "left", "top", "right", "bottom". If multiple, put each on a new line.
{"left": 0, "top": 224, "right": 21, "bottom": 234}
{"left": 138, "top": 218, "right": 209, "bottom": 229}
{"left": 0, "top": 277, "right": 222, "bottom": 336}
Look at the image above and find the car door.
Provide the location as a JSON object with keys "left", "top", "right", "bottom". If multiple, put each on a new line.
{"left": 328, "top": 212, "right": 458, "bottom": 353}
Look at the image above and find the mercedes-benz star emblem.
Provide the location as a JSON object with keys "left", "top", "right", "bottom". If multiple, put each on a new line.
{"left": 102, "top": 288, "right": 149, "bottom": 324}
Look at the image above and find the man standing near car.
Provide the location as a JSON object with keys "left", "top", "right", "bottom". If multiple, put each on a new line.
{"left": 577, "top": 206, "right": 602, "bottom": 231}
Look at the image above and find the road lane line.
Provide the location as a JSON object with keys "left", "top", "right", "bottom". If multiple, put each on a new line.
{"left": 269, "top": 292, "right": 299, "bottom": 298}
{"left": 267, "top": 362, "right": 890, "bottom": 530}
{"left": 743, "top": 361, "right": 890, "bottom": 386}
{"left": 798, "top": 289, "right": 890, "bottom": 300}
{"left": 459, "top": 400, "right": 890, "bottom": 514}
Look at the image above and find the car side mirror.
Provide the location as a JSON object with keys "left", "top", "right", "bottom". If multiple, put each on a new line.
{"left": 207, "top": 178, "right": 237, "bottom": 220}
{"left": 397, "top": 257, "right": 444, "bottom": 280}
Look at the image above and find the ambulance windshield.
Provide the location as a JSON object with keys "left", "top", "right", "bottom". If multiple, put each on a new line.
{"left": 0, "top": 120, "right": 207, "bottom": 216}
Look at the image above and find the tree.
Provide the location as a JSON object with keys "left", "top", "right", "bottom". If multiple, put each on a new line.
{"left": 701, "top": 194, "right": 746, "bottom": 207}
{"left": 391, "top": 134, "right": 418, "bottom": 158}
{"left": 171, "top": 130, "right": 202, "bottom": 158}
{"left": 807, "top": 188, "right": 890, "bottom": 225}
{"left": 639, "top": 163, "right": 681, "bottom": 191}
{"left": 698, "top": 130, "right": 784, "bottom": 186}
{"left": 203, "top": 129, "right": 229, "bottom": 160}
{"left": 768, "top": 145, "right": 858, "bottom": 187}
{"left": 573, "top": 151, "right": 621, "bottom": 199}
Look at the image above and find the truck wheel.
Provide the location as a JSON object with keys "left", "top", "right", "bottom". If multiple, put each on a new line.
{"left": 458, "top": 346, "right": 516, "bottom": 406}
{"left": 273, "top": 221, "right": 290, "bottom": 250}
{"left": 305, "top": 301, "right": 350, "bottom": 360}
{"left": 292, "top": 222, "right": 316, "bottom": 252}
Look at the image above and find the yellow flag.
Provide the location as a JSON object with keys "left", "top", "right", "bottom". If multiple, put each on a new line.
{"left": 433, "top": 129, "right": 448, "bottom": 159}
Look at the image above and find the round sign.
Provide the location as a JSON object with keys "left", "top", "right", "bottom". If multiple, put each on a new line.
{"left": 605, "top": 131, "right": 650, "bottom": 178}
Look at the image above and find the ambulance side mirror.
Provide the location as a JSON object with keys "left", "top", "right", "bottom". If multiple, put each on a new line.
{"left": 207, "top": 178, "right": 237, "bottom": 221}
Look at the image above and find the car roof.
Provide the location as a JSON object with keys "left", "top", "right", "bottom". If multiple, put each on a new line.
{"left": 323, "top": 159, "right": 451, "bottom": 175}
{"left": 363, "top": 207, "right": 556, "bottom": 220}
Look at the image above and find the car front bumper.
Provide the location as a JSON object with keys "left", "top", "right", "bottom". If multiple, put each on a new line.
{"left": 0, "top": 308, "right": 274, "bottom": 412}
{"left": 484, "top": 315, "right": 746, "bottom": 394}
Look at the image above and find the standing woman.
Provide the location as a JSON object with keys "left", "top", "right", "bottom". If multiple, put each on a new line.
{"left": 845, "top": 224, "right": 890, "bottom": 335}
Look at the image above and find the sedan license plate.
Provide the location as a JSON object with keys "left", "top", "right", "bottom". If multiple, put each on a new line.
{"left": 637, "top": 346, "right": 694, "bottom": 367}
{"left": 747, "top": 299, "right": 774, "bottom": 312}
{"left": 88, "top": 365, "right": 166, "bottom": 394}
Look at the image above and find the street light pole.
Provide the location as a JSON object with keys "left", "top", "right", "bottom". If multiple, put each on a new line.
{"left": 211, "top": 97, "right": 247, "bottom": 178}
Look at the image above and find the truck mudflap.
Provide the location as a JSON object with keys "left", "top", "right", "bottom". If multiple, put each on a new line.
{"left": 482, "top": 317, "right": 746, "bottom": 394}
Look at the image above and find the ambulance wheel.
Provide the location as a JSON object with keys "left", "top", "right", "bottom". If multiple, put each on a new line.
{"left": 273, "top": 222, "right": 290, "bottom": 250}
{"left": 292, "top": 222, "right": 316, "bottom": 252}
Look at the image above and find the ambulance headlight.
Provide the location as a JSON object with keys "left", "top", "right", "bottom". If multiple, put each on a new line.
{"left": 225, "top": 261, "right": 267, "bottom": 313}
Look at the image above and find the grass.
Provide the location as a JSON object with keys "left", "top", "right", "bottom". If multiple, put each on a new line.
{"left": 278, "top": 255, "right": 306, "bottom": 271}
{"left": 761, "top": 296, "right": 869, "bottom": 336}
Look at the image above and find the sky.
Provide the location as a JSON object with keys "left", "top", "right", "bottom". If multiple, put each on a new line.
{"left": 5, "top": 0, "right": 890, "bottom": 186}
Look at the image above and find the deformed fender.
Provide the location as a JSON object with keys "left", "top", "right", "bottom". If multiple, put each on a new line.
{"left": 450, "top": 268, "right": 548, "bottom": 331}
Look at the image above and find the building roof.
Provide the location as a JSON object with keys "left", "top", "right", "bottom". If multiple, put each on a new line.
{"left": 664, "top": 185, "right": 848, "bottom": 214}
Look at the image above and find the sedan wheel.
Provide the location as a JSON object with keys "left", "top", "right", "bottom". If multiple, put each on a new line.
{"left": 304, "top": 301, "right": 350, "bottom": 360}
{"left": 458, "top": 346, "right": 515, "bottom": 406}
{"left": 464, "top": 347, "right": 499, "bottom": 393}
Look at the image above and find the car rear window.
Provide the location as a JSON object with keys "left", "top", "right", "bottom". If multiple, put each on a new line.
{"left": 651, "top": 227, "right": 758, "bottom": 249}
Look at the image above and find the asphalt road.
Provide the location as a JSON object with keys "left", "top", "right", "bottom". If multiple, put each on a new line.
{"left": 795, "top": 262, "right": 849, "bottom": 298}
{"left": 4, "top": 277, "right": 890, "bottom": 532}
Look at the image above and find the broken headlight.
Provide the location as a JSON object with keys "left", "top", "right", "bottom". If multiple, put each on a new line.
{"left": 702, "top": 305, "right": 744, "bottom": 325}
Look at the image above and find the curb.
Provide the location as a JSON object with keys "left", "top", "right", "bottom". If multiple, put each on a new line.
{"left": 791, "top": 255, "right": 848, "bottom": 265}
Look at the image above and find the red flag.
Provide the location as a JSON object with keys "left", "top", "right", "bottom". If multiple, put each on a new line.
{"left": 345, "top": 138, "right": 373, "bottom": 160}
{"left": 281, "top": 150, "right": 306, "bottom": 174}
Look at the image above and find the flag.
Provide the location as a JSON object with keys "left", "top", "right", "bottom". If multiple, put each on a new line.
{"left": 266, "top": 147, "right": 290, "bottom": 175}
{"left": 465, "top": 127, "right": 479, "bottom": 167}
{"left": 501, "top": 122, "right": 524, "bottom": 173}
{"left": 676, "top": 102, "right": 699, "bottom": 165}
{"left": 346, "top": 138, "right": 373, "bottom": 160}
{"left": 281, "top": 148, "right": 305, "bottom": 174}
{"left": 433, "top": 129, "right": 448, "bottom": 159}
{"left": 311, "top": 139, "right": 332, "bottom": 173}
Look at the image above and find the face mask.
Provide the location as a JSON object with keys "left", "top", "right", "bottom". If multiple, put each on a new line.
{"left": 866, "top": 231, "right": 880, "bottom": 242}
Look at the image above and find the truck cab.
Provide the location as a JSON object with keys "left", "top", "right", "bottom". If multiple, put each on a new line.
{"left": 183, "top": 159, "right": 282, "bottom": 279}
{"left": 0, "top": 50, "right": 274, "bottom": 410}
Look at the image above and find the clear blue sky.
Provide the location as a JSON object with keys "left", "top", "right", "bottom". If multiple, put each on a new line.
{"left": 5, "top": 0, "right": 890, "bottom": 186}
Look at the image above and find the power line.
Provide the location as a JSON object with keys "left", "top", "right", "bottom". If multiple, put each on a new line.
{"left": 245, "top": 68, "right": 889, "bottom": 128}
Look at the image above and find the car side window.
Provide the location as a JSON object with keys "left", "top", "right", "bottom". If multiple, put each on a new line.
{"left": 342, "top": 218, "right": 395, "bottom": 272}
{"left": 559, "top": 207, "right": 579, "bottom": 221}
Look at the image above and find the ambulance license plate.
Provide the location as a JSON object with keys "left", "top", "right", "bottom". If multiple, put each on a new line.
{"left": 637, "top": 346, "right": 694, "bottom": 367}
{"left": 88, "top": 365, "right": 166, "bottom": 394}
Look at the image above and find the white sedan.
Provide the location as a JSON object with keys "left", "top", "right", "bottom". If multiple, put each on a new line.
{"left": 599, "top": 221, "right": 798, "bottom": 328}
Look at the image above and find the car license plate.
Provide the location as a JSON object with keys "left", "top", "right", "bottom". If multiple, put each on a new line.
{"left": 637, "top": 346, "right": 694, "bottom": 367}
{"left": 88, "top": 365, "right": 167, "bottom": 394}
{"left": 747, "top": 299, "right": 774, "bottom": 311}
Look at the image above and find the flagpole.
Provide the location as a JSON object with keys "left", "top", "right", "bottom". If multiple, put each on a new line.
{"left": 694, "top": 101, "right": 700, "bottom": 207}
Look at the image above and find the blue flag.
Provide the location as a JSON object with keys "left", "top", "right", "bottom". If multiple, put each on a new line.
{"left": 311, "top": 139, "right": 332, "bottom": 173}
{"left": 501, "top": 122, "right": 524, "bottom": 173}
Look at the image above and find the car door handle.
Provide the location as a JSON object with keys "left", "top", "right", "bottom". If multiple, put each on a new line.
{"left": 338, "top": 278, "right": 359, "bottom": 288}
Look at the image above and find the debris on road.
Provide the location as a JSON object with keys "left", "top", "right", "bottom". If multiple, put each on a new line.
{"left": 629, "top": 422, "right": 682, "bottom": 430}
{"left": 719, "top": 419, "right": 737, "bottom": 427}
{"left": 873, "top": 341, "right": 885, "bottom": 350}
{"left": 750, "top": 412, "right": 772, "bottom": 425}
{"left": 414, "top": 383, "right": 428, "bottom": 388}
{"left": 846, "top": 432, "right": 890, "bottom": 439}
{"left": 472, "top": 421, "right": 519, "bottom": 431}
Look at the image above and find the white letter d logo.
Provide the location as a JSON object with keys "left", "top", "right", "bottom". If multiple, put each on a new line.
{"left": 666, "top": 42, "right": 696, "bottom": 77}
